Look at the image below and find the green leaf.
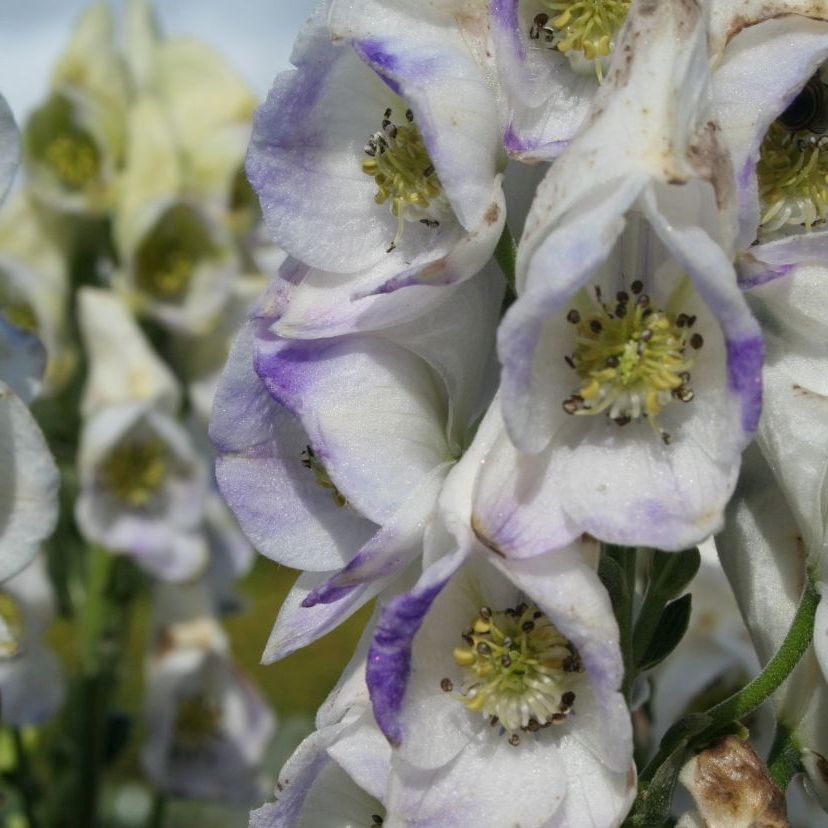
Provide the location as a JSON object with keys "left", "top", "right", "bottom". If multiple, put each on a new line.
{"left": 637, "top": 593, "right": 693, "bottom": 671}
{"left": 598, "top": 554, "right": 629, "bottom": 615}
{"left": 648, "top": 547, "right": 700, "bottom": 602}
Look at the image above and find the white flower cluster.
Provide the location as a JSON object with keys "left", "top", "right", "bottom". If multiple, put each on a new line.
{"left": 206, "top": 0, "right": 828, "bottom": 825}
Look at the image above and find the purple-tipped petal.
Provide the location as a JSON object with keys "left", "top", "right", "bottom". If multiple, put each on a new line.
{"left": 366, "top": 546, "right": 469, "bottom": 745}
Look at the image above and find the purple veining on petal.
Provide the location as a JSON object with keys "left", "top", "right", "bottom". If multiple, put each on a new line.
{"left": 252, "top": 257, "right": 308, "bottom": 321}
{"left": 366, "top": 549, "right": 468, "bottom": 745}
{"left": 737, "top": 156, "right": 756, "bottom": 192}
{"left": 253, "top": 334, "right": 338, "bottom": 414}
{"left": 352, "top": 39, "right": 404, "bottom": 96}
{"left": 490, "top": 0, "right": 526, "bottom": 64}
{"left": 726, "top": 335, "right": 764, "bottom": 434}
{"left": 503, "top": 122, "right": 569, "bottom": 159}
{"left": 738, "top": 260, "right": 794, "bottom": 290}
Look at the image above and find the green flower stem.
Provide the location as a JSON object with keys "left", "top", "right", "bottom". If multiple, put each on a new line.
{"left": 11, "top": 728, "right": 40, "bottom": 828}
{"left": 766, "top": 722, "right": 802, "bottom": 793}
{"left": 64, "top": 549, "right": 140, "bottom": 828}
{"left": 148, "top": 791, "right": 168, "bottom": 828}
{"left": 631, "top": 572, "right": 820, "bottom": 821}
{"left": 494, "top": 222, "right": 517, "bottom": 301}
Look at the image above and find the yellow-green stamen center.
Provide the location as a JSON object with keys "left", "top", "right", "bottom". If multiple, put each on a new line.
{"left": 0, "top": 593, "right": 24, "bottom": 659}
{"left": 172, "top": 693, "right": 222, "bottom": 754}
{"left": 99, "top": 435, "right": 170, "bottom": 507}
{"left": 361, "top": 107, "right": 446, "bottom": 252}
{"left": 758, "top": 87, "right": 828, "bottom": 234}
{"left": 135, "top": 204, "right": 217, "bottom": 301}
{"left": 563, "top": 283, "right": 698, "bottom": 442}
{"left": 445, "top": 602, "right": 584, "bottom": 743}
{"left": 44, "top": 130, "right": 100, "bottom": 190}
{"left": 530, "top": 0, "right": 631, "bottom": 82}
{"left": 301, "top": 445, "right": 347, "bottom": 508}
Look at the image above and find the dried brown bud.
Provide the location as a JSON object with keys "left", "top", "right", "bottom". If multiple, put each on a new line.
{"left": 678, "top": 736, "right": 788, "bottom": 827}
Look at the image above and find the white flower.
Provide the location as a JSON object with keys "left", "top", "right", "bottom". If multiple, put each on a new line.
{"left": 710, "top": 8, "right": 828, "bottom": 286}
{"left": 490, "top": 0, "right": 632, "bottom": 161}
{"left": 490, "top": 0, "right": 762, "bottom": 551}
{"left": 22, "top": 3, "right": 127, "bottom": 215}
{"left": 0, "top": 316, "right": 59, "bottom": 583}
{"left": 112, "top": 97, "right": 238, "bottom": 334}
{"left": 142, "top": 580, "right": 275, "bottom": 804}
{"left": 246, "top": 2, "right": 505, "bottom": 337}
{"left": 210, "top": 271, "right": 502, "bottom": 659}
{"left": 364, "top": 411, "right": 634, "bottom": 827}
{"left": 0, "top": 555, "right": 64, "bottom": 725}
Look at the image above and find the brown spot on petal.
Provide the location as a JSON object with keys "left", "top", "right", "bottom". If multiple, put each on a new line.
{"left": 484, "top": 203, "right": 500, "bottom": 226}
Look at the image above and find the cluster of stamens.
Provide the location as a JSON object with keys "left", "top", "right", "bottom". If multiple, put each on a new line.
{"left": 301, "top": 445, "right": 347, "bottom": 508}
{"left": 758, "top": 125, "right": 828, "bottom": 234}
{"left": 562, "top": 281, "right": 700, "bottom": 444}
{"left": 529, "top": 0, "right": 630, "bottom": 82}
{"left": 135, "top": 205, "right": 215, "bottom": 301}
{"left": 443, "top": 602, "right": 584, "bottom": 744}
{"left": 0, "top": 593, "right": 24, "bottom": 660}
{"left": 99, "top": 435, "right": 170, "bottom": 507}
{"left": 362, "top": 108, "right": 446, "bottom": 252}
{"left": 44, "top": 129, "right": 101, "bottom": 190}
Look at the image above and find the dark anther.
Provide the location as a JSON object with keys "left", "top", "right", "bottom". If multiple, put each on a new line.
{"left": 640, "top": 329, "right": 653, "bottom": 342}
{"left": 564, "top": 355, "right": 576, "bottom": 369}
{"left": 489, "top": 715, "right": 499, "bottom": 727}
{"left": 533, "top": 610, "right": 543, "bottom": 619}
{"left": 477, "top": 642, "right": 491, "bottom": 655}
{"left": 501, "top": 655, "right": 512, "bottom": 667}
{"left": 563, "top": 654, "right": 582, "bottom": 672}
{"left": 615, "top": 303, "right": 627, "bottom": 318}
{"left": 566, "top": 309, "right": 580, "bottom": 324}
{"left": 616, "top": 291, "right": 629, "bottom": 304}
{"left": 521, "top": 620, "right": 535, "bottom": 633}
{"left": 372, "top": 816, "right": 384, "bottom": 826}
{"left": 529, "top": 13, "right": 549, "bottom": 40}
{"left": 405, "top": 108, "right": 414, "bottom": 121}
{"left": 551, "top": 713, "right": 567, "bottom": 724}
{"left": 674, "top": 387, "right": 695, "bottom": 403}
{"left": 515, "top": 603, "right": 528, "bottom": 615}
{"left": 479, "top": 606, "right": 492, "bottom": 620}
{"left": 502, "top": 636, "right": 513, "bottom": 648}
{"left": 419, "top": 219, "right": 439, "bottom": 227}
{"left": 561, "top": 691, "right": 576, "bottom": 707}
{"left": 423, "top": 164, "right": 435, "bottom": 177}
{"left": 508, "top": 733, "right": 521, "bottom": 746}
{"left": 590, "top": 319, "right": 602, "bottom": 333}
{"left": 690, "top": 333, "right": 704, "bottom": 349}
{"left": 676, "top": 313, "right": 688, "bottom": 327}
{"left": 661, "top": 431, "right": 672, "bottom": 445}
{"left": 384, "top": 123, "right": 398, "bottom": 139}
{"left": 614, "top": 415, "right": 631, "bottom": 426}
{"left": 384, "top": 107, "right": 392, "bottom": 118}
{"left": 605, "top": 355, "right": 620, "bottom": 368}
{"left": 440, "top": 678, "right": 453, "bottom": 692}
{"left": 631, "top": 279, "right": 643, "bottom": 294}
{"left": 526, "top": 719, "right": 541, "bottom": 732}
{"left": 637, "top": 293, "right": 650, "bottom": 308}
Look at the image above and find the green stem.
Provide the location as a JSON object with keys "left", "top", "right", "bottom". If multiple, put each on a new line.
{"left": 11, "top": 728, "right": 39, "bottom": 828}
{"left": 641, "top": 573, "right": 819, "bottom": 785}
{"left": 766, "top": 723, "right": 801, "bottom": 792}
{"left": 148, "top": 792, "right": 167, "bottom": 828}
{"left": 494, "top": 222, "right": 517, "bottom": 300}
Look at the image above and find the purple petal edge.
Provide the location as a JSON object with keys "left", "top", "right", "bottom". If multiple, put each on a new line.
{"left": 366, "top": 549, "right": 467, "bottom": 745}
{"left": 503, "top": 122, "right": 569, "bottom": 159}
{"left": 726, "top": 335, "right": 764, "bottom": 434}
{"left": 352, "top": 39, "right": 404, "bottom": 96}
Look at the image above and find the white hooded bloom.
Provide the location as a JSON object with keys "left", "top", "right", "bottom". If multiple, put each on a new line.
{"left": 0, "top": 555, "right": 64, "bottom": 725}
{"left": 22, "top": 3, "right": 127, "bottom": 215}
{"left": 75, "top": 289, "right": 207, "bottom": 580}
{"left": 490, "top": 0, "right": 632, "bottom": 161}
{"left": 246, "top": 1, "right": 505, "bottom": 337}
{"left": 142, "top": 581, "right": 275, "bottom": 804}
{"left": 709, "top": 5, "right": 828, "bottom": 287}
{"left": 363, "top": 407, "right": 634, "bottom": 827}
{"left": 210, "top": 270, "right": 502, "bottom": 660}
{"left": 488, "top": 0, "right": 762, "bottom": 552}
